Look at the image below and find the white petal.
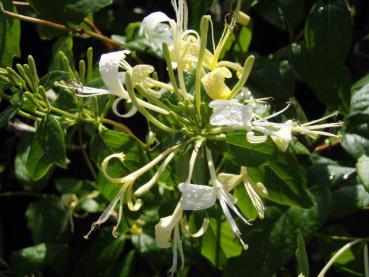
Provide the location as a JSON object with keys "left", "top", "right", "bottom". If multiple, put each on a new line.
{"left": 246, "top": 131, "right": 268, "bottom": 144}
{"left": 112, "top": 98, "right": 138, "bottom": 118}
{"left": 179, "top": 183, "right": 217, "bottom": 210}
{"left": 271, "top": 120, "right": 293, "bottom": 151}
{"left": 139, "top": 12, "right": 171, "bottom": 40}
{"left": 209, "top": 100, "right": 252, "bottom": 128}
{"left": 155, "top": 204, "right": 183, "bottom": 248}
{"left": 99, "top": 51, "right": 130, "bottom": 98}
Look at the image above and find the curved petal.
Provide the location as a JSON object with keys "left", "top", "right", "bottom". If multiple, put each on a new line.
{"left": 246, "top": 131, "right": 268, "bottom": 144}
{"left": 112, "top": 98, "right": 138, "bottom": 118}
{"left": 155, "top": 204, "right": 183, "bottom": 248}
{"left": 201, "top": 67, "right": 232, "bottom": 99}
{"left": 139, "top": 11, "right": 172, "bottom": 40}
{"left": 99, "top": 51, "right": 130, "bottom": 98}
{"left": 178, "top": 183, "right": 217, "bottom": 210}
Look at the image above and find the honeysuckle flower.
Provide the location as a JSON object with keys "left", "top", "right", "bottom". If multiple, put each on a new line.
{"left": 61, "top": 50, "right": 169, "bottom": 117}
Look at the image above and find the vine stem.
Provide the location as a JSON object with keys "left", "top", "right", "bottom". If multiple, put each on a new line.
{"left": 3, "top": 9, "right": 123, "bottom": 49}
{"left": 314, "top": 139, "right": 341, "bottom": 152}
{"left": 318, "top": 238, "right": 366, "bottom": 277}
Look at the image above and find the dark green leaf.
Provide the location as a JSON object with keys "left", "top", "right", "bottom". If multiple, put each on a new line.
{"left": 357, "top": 155, "right": 369, "bottom": 191}
{"left": 26, "top": 136, "right": 54, "bottom": 181}
{"left": 28, "top": 0, "right": 113, "bottom": 26}
{"left": 10, "top": 243, "right": 68, "bottom": 276}
{"left": 25, "top": 197, "right": 69, "bottom": 243}
{"left": 72, "top": 228, "right": 125, "bottom": 276}
{"left": 305, "top": 0, "right": 352, "bottom": 69}
{"left": 0, "top": 105, "right": 18, "bottom": 128}
{"left": 295, "top": 230, "right": 310, "bottom": 277}
{"left": 190, "top": 0, "right": 212, "bottom": 31}
{"left": 15, "top": 134, "right": 49, "bottom": 189}
{"left": 38, "top": 113, "right": 67, "bottom": 168}
{"left": 254, "top": 0, "right": 304, "bottom": 32}
{"left": 0, "top": 0, "right": 20, "bottom": 67}
{"left": 331, "top": 184, "right": 369, "bottom": 218}
{"left": 39, "top": 70, "right": 69, "bottom": 89}
{"left": 249, "top": 56, "right": 296, "bottom": 101}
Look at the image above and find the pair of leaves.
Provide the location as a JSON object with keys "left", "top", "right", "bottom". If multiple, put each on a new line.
{"left": 26, "top": 114, "right": 67, "bottom": 180}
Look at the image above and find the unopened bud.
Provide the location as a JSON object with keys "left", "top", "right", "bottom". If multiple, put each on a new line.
{"left": 236, "top": 11, "right": 250, "bottom": 26}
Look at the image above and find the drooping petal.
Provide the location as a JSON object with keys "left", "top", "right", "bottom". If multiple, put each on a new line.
{"left": 178, "top": 183, "right": 217, "bottom": 210}
{"left": 209, "top": 99, "right": 252, "bottom": 128}
{"left": 112, "top": 98, "right": 138, "bottom": 118}
{"left": 155, "top": 204, "right": 183, "bottom": 248}
{"left": 201, "top": 67, "right": 232, "bottom": 100}
{"left": 99, "top": 50, "right": 130, "bottom": 98}
{"left": 271, "top": 120, "right": 293, "bottom": 151}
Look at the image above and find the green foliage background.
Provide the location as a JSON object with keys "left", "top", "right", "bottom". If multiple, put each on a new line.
{"left": 0, "top": 0, "right": 369, "bottom": 276}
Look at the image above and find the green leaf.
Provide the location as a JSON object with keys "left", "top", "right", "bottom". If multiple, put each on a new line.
{"left": 343, "top": 82, "right": 369, "bottom": 158}
{"left": 73, "top": 228, "right": 125, "bottom": 276}
{"left": 190, "top": 0, "right": 212, "bottom": 30}
{"left": 0, "top": 0, "right": 20, "bottom": 67}
{"left": 226, "top": 132, "right": 276, "bottom": 167}
{"left": 0, "top": 105, "right": 18, "bottom": 129}
{"left": 38, "top": 113, "right": 67, "bottom": 168}
{"left": 200, "top": 216, "right": 243, "bottom": 269}
{"left": 254, "top": 0, "right": 304, "bottom": 32}
{"left": 10, "top": 243, "right": 68, "bottom": 276}
{"left": 305, "top": 0, "right": 352, "bottom": 69}
{"left": 28, "top": 0, "right": 113, "bottom": 26}
{"left": 357, "top": 155, "right": 369, "bottom": 191}
{"left": 25, "top": 197, "right": 69, "bottom": 244}
{"left": 291, "top": 0, "right": 352, "bottom": 111}
{"left": 26, "top": 136, "right": 54, "bottom": 181}
{"left": 49, "top": 36, "right": 74, "bottom": 71}
{"left": 15, "top": 134, "right": 49, "bottom": 190}
{"left": 223, "top": 186, "right": 332, "bottom": 277}
{"left": 331, "top": 184, "right": 369, "bottom": 219}
{"left": 249, "top": 56, "right": 296, "bottom": 101}
{"left": 295, "top": 230, "right": 310, "bottom": 277}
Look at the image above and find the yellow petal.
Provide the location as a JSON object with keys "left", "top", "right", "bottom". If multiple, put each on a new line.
{"left": 201, "top": 67, "right": 232, "bottom": 100}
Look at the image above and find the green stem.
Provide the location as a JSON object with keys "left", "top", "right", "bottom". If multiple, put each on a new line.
{"left": 125, "top": 74, "right": 178, "bottom": 133}
{"left": 78, "top": 126, "right": 97, "bottom": 180}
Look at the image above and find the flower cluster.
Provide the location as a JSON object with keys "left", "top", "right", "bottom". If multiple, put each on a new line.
{"left": 62, "top": 0, "right": 342, "bottom": 274}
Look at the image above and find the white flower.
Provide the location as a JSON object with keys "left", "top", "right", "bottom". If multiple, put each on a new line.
{"left": 209, "top": 99, "right": 252, "bottom": 128}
